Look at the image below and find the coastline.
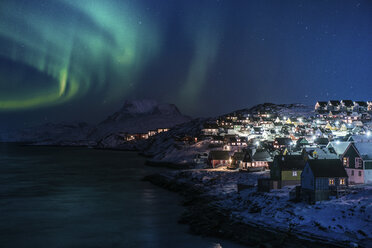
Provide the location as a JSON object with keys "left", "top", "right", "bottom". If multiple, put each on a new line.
{"left": 144, "top": 172, "right": 368, "bottom": 248}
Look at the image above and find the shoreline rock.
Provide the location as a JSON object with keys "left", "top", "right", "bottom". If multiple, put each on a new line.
{"left": 144, "top": 173, "right": 361, "bottom": 248}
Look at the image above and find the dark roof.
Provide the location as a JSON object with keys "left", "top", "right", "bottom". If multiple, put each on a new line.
{"left": 329, "top": 100, "right": 341, "bottom": 106}
{"left": 232, "top": 152, "right": 245, "bottom": 161}
{"left": 212, "top": 135, "right": 224, "bottom": 141}
{"left": 243, "top": 151, "right": 252, "bottom": 162}
{"left": 209, "top": 151, "right": 230, "bottom": 160}
{"left": 274, "top": 155, "right": 306, "bottom": 170}
{"left": 315, "top": 137, "right": 329, "bottom": 145}
{"left": 342, "top": 100, "right": 354, "bottom": 107}
{"left": 330, "top": 111, "right": 341, "bottom": 115}
{"left": 203, "top": 123, "right": 219, "bottom": 129}
{"left": 307, "top": 159, "right": 347, "bottom": 178}
{"left": 275, "top": 137, "right": 292, "bottom": 146}
{"left": 355, "top": 101, "right": 367, "bottom": 107}
{"left": 317, "top": 101, "right": 327, "bottom": 107}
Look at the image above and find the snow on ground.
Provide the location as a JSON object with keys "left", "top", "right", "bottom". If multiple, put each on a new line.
{"left": 169, "top": 168, "right": 372, "bottom": 245}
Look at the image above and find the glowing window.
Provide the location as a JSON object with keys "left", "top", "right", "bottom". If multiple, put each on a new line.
{"left": 329, "top": 178, "right": 335, "bottom": 185}
{"left": 343, "top": 157, "right": 349, "bottom": 167}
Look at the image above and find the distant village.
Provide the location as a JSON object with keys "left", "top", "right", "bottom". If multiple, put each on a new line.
{"left": 121, "top": 100, "right": 372, "bottom": 204}
{"left": 196, "top": 100, "right": 372, "bottom": 204}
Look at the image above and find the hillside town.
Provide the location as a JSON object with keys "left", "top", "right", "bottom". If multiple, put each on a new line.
{"left": 142, "top": 100, "right": 371, "bottom": 246}
{"left": 194, "top": 100, "right": 372, "bottom": 201}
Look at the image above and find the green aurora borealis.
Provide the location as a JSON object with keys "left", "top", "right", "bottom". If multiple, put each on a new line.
{"left": 0, "top": 0, "right": 371, "bottom": 128}
{"left": 0, "top": 0, "right": 160, "bottom": 110}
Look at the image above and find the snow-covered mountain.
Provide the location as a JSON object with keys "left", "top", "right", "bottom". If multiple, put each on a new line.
{"left": 0, "top": 99, "right": 191, "bottom": 146}
{"left": 90, "top": 99, "right": 190, "bottom": 140}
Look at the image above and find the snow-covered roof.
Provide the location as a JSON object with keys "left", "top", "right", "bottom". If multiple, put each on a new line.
{"left": 353, "top": 143, "right": 372, "bottom": 160}
{"left": 348, "top": 135, "right": 372, "bottom": 143}
{"left": 327, "top": 141, "right": 350, "bottom": 156}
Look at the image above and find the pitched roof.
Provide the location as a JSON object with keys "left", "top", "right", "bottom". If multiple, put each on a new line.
{"left": 329, "top": 100, "right": 341, "bottom": 106}
{"left": 307, "top": 159, "right": 347, "bottom": 178}
{"left": 252, "top": 149, "right": 271, "bottom": 161}
{"left": 317, "top": 101, "right": 327, "bottom": 107}
{"left": 327, "top": 141, "right": 350, "bottom": 155}
{"left": 314, "top": 137, "right": 329, "bottom": 145}
{"left": 342, "top": 100, "right": 354, "bottom": 107}
{"left": 297, "top": 138, "right": 309, "bottom": 145}
{"left": 355, "top": 101, "right": 367, "bottom": 107}
{"left": 232, "top": 152, "right": 245, "bottom": 161}
{"left": 209, "top": 151, "right": 230, "bottom": 160}
{"left": 347, "top": 135, "right": 372, "bottom": 143}
{"left": 353, "top": 143, "right": 372, "bottom": 160}
{"left": 304, "top": 148, "right": 338, "bottom": 159}
{"left": 274, "top": 155, "right": 306, "bottom": 170}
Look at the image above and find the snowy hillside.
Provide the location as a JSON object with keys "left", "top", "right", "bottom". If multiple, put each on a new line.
{"left": 233, "top": 103, "right": 314, "bottom": 118}
{"left": 142, "top": 118, "right": 208, "bottom": 164}
{"left": 90, "top": 100, "right": 190, "bottom": 140}
{"left": 0, "top": 99, "right": 191, "bottom": 146}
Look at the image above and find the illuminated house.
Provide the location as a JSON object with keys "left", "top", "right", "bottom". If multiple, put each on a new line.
{"left": 341, "top": 100, "right": 354, "bottom": 112}
{"left": 270, "top": 154, "right": 307, "bottom": 187}
{"left": 353, "top": 101, "right": 367, "bottom": 112}
{"left": 157, "top": 128, "right": 170, "bottom": 133}
{"left": 327, "top": 100, "right": 341, "bottom": 111}
{"left": 315, "top": 101, "right": 327, "bottom": 111}
{"left": 273, "top": 137, "right": 292, "bottom": 149}
{"left": 341, "top": 142, "right": 372, "bottom": 184}
{"left": 301, "top": 159, "right": 348, "bottom": 203}
{"left": 367, "top": 101, "right": 372, "bottom": 111}
{"left": 202, "top": 123, "right": 219, "bottom": 136}
{"left": 239, "top": 149, "right": 271, "bottom": 172}
{"left": 148, "top": 130, "right": 157, "bottom": 137}
{"left": 208, "top": 150, "right": 230, "bottom": 168}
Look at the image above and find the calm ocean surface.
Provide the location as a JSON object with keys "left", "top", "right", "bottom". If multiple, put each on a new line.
{"left": 0, "top": 144, "right": 246, "bottom": 248}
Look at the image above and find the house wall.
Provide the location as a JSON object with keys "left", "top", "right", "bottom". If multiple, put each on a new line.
{"left": 270, "top": 160, "right": 281, "bottom": 180}
{"left": 364, "top": 169, "right": 372, "bottom": 184}
{"left": 315, "top": 178, "right": 330, "bottom": 190}
{"left": 346, "top": 168, "right": 364, "bottom": 184}
{"left": 281, "top": 170, "right": 302, "bottom": 181}
{"left": 342, "top": 145, "right": 360, "bottom": 168}
{"left": 301, "top": 164, "right": 314, "bottom": 190}
{"left": 212, "top": 160, "right": 228, "bottom": 168}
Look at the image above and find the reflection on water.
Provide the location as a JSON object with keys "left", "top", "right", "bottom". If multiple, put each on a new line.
{"left": 0, "top": 144, "right": 246, "bottom": 248}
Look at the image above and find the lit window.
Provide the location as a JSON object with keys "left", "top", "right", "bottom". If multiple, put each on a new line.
{"left": 340, "top": 178, "right": 345, "bottom": 185}
{"left": 343, "top": 157, "right": 349, "bottom": 167}
{"left": 292, "top": 171, "right": 297, "bottom": 176}
{"left": 329, "top": 178, "right": 335, "bottom": 185}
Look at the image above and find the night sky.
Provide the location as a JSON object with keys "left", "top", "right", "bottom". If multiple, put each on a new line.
{"left": 0, "top": 0, "right": 371, "bottom": 129}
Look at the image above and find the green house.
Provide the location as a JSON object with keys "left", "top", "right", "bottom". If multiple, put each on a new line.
{"left": 270, "top": 155, "right": 307, "bottom": 188}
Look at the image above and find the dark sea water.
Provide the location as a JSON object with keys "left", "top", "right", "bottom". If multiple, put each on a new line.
{"left": 0, "top": 144, "right": 246, "bottom": 248}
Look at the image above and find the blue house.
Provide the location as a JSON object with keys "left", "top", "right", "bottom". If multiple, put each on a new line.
{"left": 301, "top": 159, "right": 348, "bottom": 203}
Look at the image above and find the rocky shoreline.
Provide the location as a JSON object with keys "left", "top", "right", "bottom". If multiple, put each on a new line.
{"left": 143, "top": 173, "right": 361, "bottom": 248}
